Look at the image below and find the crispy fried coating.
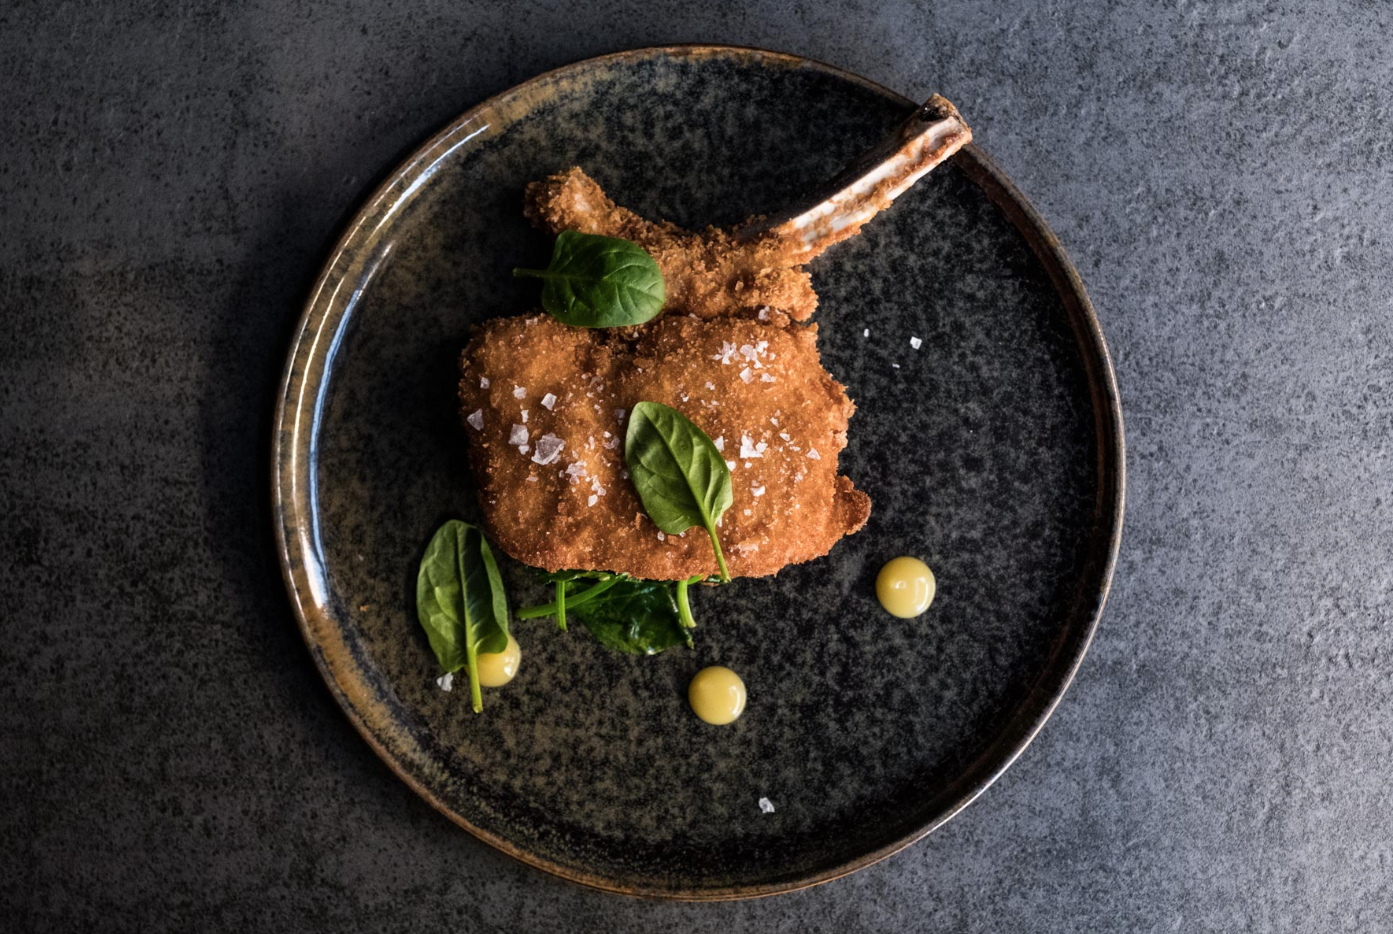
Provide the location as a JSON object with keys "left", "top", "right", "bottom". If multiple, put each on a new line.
{"left": 458, "top": 315, "right": 870, "bottom": 580}
{"left": 524, "top": 168, "right": 820, "bottom": 322}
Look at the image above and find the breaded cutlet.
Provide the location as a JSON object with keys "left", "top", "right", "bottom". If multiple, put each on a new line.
{"left": 458, "top": 314, "right": 870, "bottom": 580}
{"left": 524, "top": 168, "right": 821, "bottom": 322}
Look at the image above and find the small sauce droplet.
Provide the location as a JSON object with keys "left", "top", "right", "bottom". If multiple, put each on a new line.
{"left": 689, "top": 666, "right": 746, "bottom": 725}
{"left": 475, "top": 633, "right": 521, "bottom": 687}
{"left": 876, "top": 557, "right": 936, "bottom": 618}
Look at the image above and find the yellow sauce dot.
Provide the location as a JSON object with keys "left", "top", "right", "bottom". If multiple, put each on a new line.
{"left": 475, "top": 633, "right": 521, "bottom": 687}
{"left": 876, "top": 556, "right": 936, "bottom": 618}
{"left": 688, "top": 666, "right": 747, "bottom": 725}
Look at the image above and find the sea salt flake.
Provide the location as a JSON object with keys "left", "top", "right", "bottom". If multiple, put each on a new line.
{"left": 739, "top": 436, "right": 763, "bottom": 459}
{"left": 532, "top": 433, "right": 564, "bottom": 465}
{"left": 657, "top": 531, "right": 666, "bottom": 542}
{"left": 542, "top": 393, "right": 557, "bottom": 410}
{"left": 521, "top": 409, "right": 529, "bottom": 423}
{"left": 892, "top": 363, "right": 901, "bottom": 369}
{"left": 480, "top": 377, "right": 490, "bottom": 389}
{"left": 744, "top": 509, "right": 752, "bottom": 516}
{"left": 739, "top": 367, "right": 753, "bottom": 384}
{"left": 436, "top": 672, "right": 454, "bottom": 691}
{"left": 759, "top": 797, "right": 775, "bottom": 814}
{"left": 806, "top": 448, "right": 821, "bottom": 460}
{"left": 526, "top": 475, "right": 538, "bottom": 482}
{"left": 466, "top": 409, "right": 484, "bottom": 431}
{"left": 713, "top": 436, "right": 724, "bottom": 452}
{"left": 760, "top": 374, "right": 776, "bottom": 383}
{"left": 705, "top": 381, "right": 716, "bottom": 391}
{"left": 588, "top": 494, "right": 598, "bottom": 507}
{"left": 519, "top": 443, "right": 529, "bottom": 455}
{"left": 513, "top": 385, "right": 526, "bottom": 399}
{"left": 712, "top": 341, "right": 738, "bottom": 364}
{"left": 566, "top": 462, "right": 587, "bottom": 483}
{"left": 779, "top": 432, "right": 790, "bottom": 441}
{"left": 910, "top": 336, "right": 923, "bottom": 349}
{"left": 770, "top": 417, "right": 779, "bottom": 427}
{"left": 863, "top": 329, "right": 870, "bottom": 338}
{"left": 508, "top": 424, "right": 529, "bottom": 445}
{"left": 752, "top": 486, "right": 766, "bottom": 497}
{"left": 725, "top": 460, "right": 737, "bottom": 471}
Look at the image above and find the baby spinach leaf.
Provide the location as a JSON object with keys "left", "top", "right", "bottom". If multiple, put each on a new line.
{"left": 569, "top": 578, "right": 693, "bottom": 655}
{"left": 513, "top": 231, "right": 665, "bottom": 327}
{"left": 416, "top": 520, "right": 510, "bottom": 712}
{"left": 624, "top": 401, "right": 733, "bottom": 582}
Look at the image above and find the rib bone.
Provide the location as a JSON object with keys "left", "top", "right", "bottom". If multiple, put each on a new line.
{"left": 736, "top": 94, "right": 972, "bottom": 257}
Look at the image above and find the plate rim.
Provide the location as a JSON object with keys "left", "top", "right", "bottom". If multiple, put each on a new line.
{"left": 271, "top": 43, "right": 1126, "bottom": 901}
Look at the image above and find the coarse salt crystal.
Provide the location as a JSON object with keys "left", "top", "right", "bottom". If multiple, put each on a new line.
{"left": 521, "top": 409, "right": 529, "bottom": 423}
{"left": 566, "top": 462, "right": 586, "bottom": 483}
{"left": 705, "top": 381, "right": 715, "bottom": 391}
{"left": 588, "top": 494, "right": 598, "bottom": 507}
{"left": 744, "top": 509, "right": 752, "bottom": 516}
{"left": 436, "top": 672, "right": 454, "bottom": 691}
{"left": 757, "top": 306, "right": 771, "bottom": 320}
{"left": 532, "top": 433, "right": 564, "bottom": 465}
{"left": 480, "top": 377, "right": 490, "bottom": 389}
{"left": 542, "top": 393, "right": 557, "bottom": 410}
{"left": 807, "top": 448, "right": 821, "bottom": 460}
{"left": 739, "top": 367, "right": 753, "bottom": 384}
{"left": 519, "top": 444, "right": 529, "bottom": 455}
{"left": 770, "top": 417, "right": 779, "bottom": 427}
{"left": 526, "top": 475, "right": 538, "bottom": 482}
{"left": 591, "top": 476, "right": 606, "bottom": 496}
{"left": 739, "top": 436, "right": 763, "bottom": 459}
{"left": 752, "top": 486, "right": 765, "bottom": 497}
{"left": 508, "top": 424, "right": 529, "bottom": 445}
{"left": 725, "top": 459, "right": 737, "bottom": 471}
{"left": 760, "top": 374, "right": 776, "bottom": 383}
{"left": 513, "top": 385, "right": 526, "bottom": 399}
{"left": 863, "top": 328, "right": 870, "bottom": 338}
{"left": 713, "top": 436, "right": 724, "bottom": 451}
{"left": 910, "top": 336, "right": 923, "bottom": 349}
{"left": 712, "top": 341, "right": 737, "bottom": 364}
{"left": 657, "top": 531, "right": 666, "bottom": 542}
{"left": 779, "top": 432, "right": 790, "bottom": 441}
{"left": 892, "top": 363, "right": 900, "bottom": 369}
{"left": 466, "top": 409, "right": 484, "bottom": 431}
{"left": 758, "top": 797, "right": 775, "bottom": 814}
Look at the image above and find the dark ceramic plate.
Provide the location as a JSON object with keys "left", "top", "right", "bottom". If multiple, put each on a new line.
{"left": 273, "top": 46, "right": 1123, "bottom": 900}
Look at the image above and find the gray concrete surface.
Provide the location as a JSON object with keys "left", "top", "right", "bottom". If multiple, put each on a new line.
{"left": 3, "top": 1, "right": 1391, "bottom": 930}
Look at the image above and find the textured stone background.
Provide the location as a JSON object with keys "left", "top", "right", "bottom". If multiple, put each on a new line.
{"left": 3, "top": 1, "right": 1391, "bottom": 930}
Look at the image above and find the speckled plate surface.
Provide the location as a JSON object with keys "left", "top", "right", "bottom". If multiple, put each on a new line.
{"left": 272, "top": 46, "right": 1123, "bottom": 900}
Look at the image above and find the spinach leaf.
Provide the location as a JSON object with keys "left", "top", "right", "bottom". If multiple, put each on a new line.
{"left": 568, "top": 578, "right": 693, "bottom": 655}
{"left": 624, "top": 401, "right": 733, "bottom": 582}
{"left": 513, "top": 231, "right": 665, "bottom": 328}
{"left": 416, "top": 520, "right": 510, "bottom": 712}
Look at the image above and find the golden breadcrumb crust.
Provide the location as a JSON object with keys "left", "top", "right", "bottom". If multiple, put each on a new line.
{"left": 524, "top": 167, "right": 820, "bottom": 322}
{"left": 458, "top": 314, "right": 870, "bottom": 580}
